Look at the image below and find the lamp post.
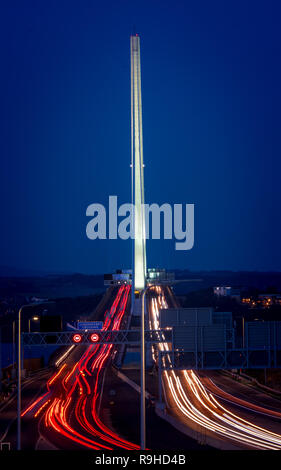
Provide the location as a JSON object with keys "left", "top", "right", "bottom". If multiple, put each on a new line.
{"left": 140, "top": 286, "right": 149, "bottom": 450}
{"left": 12, "top": 320, "right": 16, "bottom": 378}
{"left": 28, "top": 316, "right": 39, "bottom": 333}
{"left": 17, "top": 303, "right": 36, "bottom": 450}
{"left": 0, "top": 329, "right": 2, "bottom": 392}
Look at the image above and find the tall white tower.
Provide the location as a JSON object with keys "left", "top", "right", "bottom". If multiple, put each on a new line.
{"left": 130, "top": 35, "right": 146, "bottom": 292}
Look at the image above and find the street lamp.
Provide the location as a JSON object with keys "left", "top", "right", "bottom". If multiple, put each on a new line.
{"left": 12, "top": 320, "right": 16, "bottom": 379}
{"left": 17, "top": 303, "right": 38, "bottom": 450}
{"left": 140, "top": 286, "right": 150, "bottom": 450}
{"left": 28, "top": 315, "right": 39, "bottom": 333}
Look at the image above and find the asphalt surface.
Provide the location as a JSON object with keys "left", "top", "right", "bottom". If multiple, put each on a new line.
{"left": 201, "top": 371, "right": 281, "bottom": 434}
{"left": 202, "top": 370, "right": 281, "bottom": 412}
{"left": 148, "top": 286, "right": 281, "bottom": 450}
{"left": 2, "top": 284, "right": 281, "bottom": 451}
{"left": 0, "top": 286, "right": 118, "bottom": 450}
{"left": 101, "top": 366, "right": 212, "bottom": 450}
{"left": 0, "top": 369, "right": 53, "bottom": 449}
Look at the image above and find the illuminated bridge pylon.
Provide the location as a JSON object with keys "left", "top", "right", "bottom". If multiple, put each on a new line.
{"left": 130, "top": 34, "right": 146, "bottom": 301}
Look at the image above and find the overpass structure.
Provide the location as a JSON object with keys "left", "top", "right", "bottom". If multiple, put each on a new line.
{"left": 23, "top": 320, "right": 281, "bottom": 370}
{"left": 22, "top": 328, "right": 172, "bottom": 346}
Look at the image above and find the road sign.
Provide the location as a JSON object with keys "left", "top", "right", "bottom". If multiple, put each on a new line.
{"left": 90, "top": 333, "right": 100, "bottom": 343}
{"left": 77, "top": 321, "right": 103, "bottom": 330}
{"left": 72, "top": 333, "right": 83, "bottom": 343}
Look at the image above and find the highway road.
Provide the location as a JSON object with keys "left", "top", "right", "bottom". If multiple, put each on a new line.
{"left": 4, "top": 283, "right": 281, "bottom": 451}
{"left": 0, "top": 368, "right": 52, "bottom": 449}
{"left": 20, "top": 284, "right": 140, "bottom": 450}
{"left": 149, "top": 285, "right": 281, "bottom": 450}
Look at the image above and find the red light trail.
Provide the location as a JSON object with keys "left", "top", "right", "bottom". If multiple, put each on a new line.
{"left": 22, "top": 285, "right": 139, "bottom": 450}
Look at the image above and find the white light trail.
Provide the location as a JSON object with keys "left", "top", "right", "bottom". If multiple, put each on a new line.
{"left": 149, "top": 286, "right": 281, "bottom": 450}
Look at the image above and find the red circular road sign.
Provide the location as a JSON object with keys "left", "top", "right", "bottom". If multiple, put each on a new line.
{"left": 90, "top": 333, "right": 100, "bottom": 343}
{"left": 72, "top": 333, "right": 83, "bottom": 343}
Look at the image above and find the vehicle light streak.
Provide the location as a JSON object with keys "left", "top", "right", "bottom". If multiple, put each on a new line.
{"left": 202, "top": 377, "right": 281, "bottom": 420}
{"left": 47, "top": 363, "right": 67, "bottom": 387}
{"left": 24, "top": 285, "right": 139, "bottom": 450}
{"left": 55, "top": 345, "right": 75, "bottom": 367}
{"left": 21, "top": 392, "right": 50, "bottom": 417}
{"left": 34, "top": 399, "right": 51, "bottom": 418}
{"left": 149, "top": 285, "right": 281, "bottom": 450}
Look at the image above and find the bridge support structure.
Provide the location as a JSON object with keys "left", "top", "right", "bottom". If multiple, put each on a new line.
{"left": 130, "top": 34, "right": 146, "bottom": 298}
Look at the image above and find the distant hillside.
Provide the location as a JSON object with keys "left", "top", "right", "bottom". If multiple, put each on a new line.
{"left": 0, "top": 273, "right": 105, "bottom": 299}
{"left": 1, "top": 269, "right": 281, "bottom": 300}
{"left": 173, "top": 270, "right": 281, "bottom": 294}
{"left": 0, "top": 266, "right": 71, "bottom": 277}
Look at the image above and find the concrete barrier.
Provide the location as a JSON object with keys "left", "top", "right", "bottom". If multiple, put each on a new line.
{"left": 222, "top": 370, "right": 281, "bottom": 398}
{"left": 114, "top": 368, "right": 239, "bottom": 450}
{"left": 115, "top": 370, "right": 151, "bottom": 399}
{"left": 155, "top": 406, "right": 239, "bottom": 450}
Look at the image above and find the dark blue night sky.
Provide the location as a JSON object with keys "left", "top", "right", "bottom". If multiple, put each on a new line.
{"left": 1, "top": 0, "right": 281, "bottom": 274}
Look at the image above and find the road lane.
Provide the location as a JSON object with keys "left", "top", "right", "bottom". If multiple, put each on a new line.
{"left": 149, "top": 285, "right": 281, "bottom": 450}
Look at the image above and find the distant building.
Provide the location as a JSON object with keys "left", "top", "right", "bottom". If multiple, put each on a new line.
{"left": 104, "top": 268, "right": 175, "bottom": 286}
{"left": 147, "top": 268, "right": 175, "bottom": 284}
{"left": 213, "top": 286, "right": 240, "bottom": 301}
{"left": 241, "top": 293, "right": 281, "bottom": 308}
{"left": 258, "top": 294, "right": 281, "bottom": 307}
{"left": 213, "top": 286, "right": 231, "bottom": 297}
{"left": 104, "top": 270, "right": 132, "bottom": 286}
{"left": 30, "top": 296, "right": 49, "bottom": 303}
{"left": 241, "top": 296, "right": 253, "bottom": 305}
